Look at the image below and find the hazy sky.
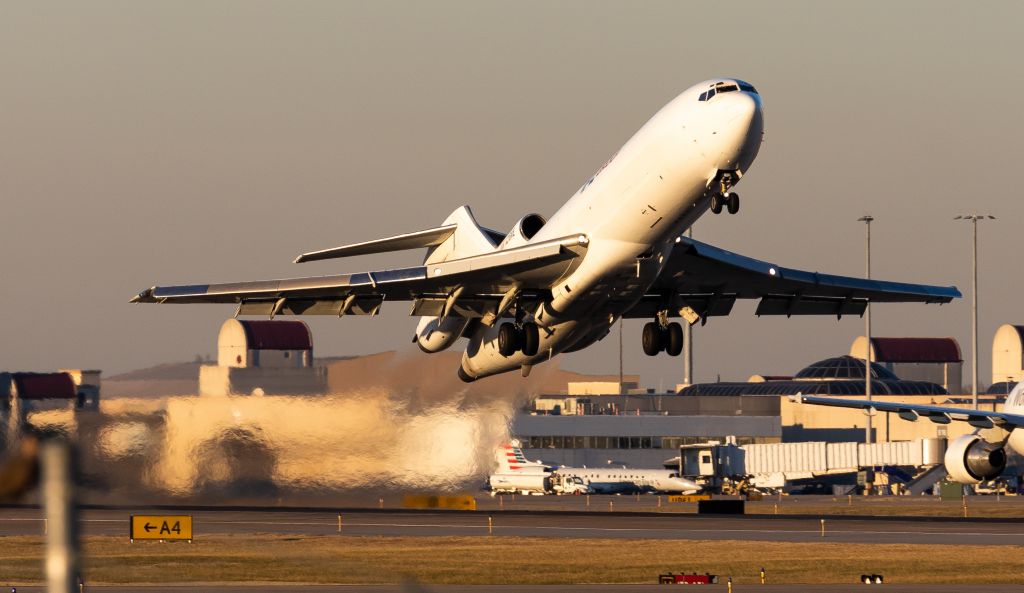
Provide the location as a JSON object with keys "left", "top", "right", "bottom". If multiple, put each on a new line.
{"left": 3, "top": 1, "right": 1023, "bottom": 389}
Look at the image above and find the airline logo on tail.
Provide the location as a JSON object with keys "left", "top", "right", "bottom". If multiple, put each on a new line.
{"left": 495, "top": 442, "right": 549, "bottom": 473}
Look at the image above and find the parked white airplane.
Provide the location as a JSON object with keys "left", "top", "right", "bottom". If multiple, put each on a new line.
{"left": 133, "top": 79, "right": 959, "bottom": 381}
{"left": 488, "top": 443, "right": 699, "bottom": 494}
{"left": 556, "top": 466, "right": 701, "bottom": 495}
{"left": 793, "top": 381, "right": 1024, "bottom": 484}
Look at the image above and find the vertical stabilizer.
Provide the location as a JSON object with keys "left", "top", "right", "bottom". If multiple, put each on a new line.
{"left": 494, "top": 441, "right": 549, "bottom": 473}
{"left": 424, "top": 205, "right": 499, "bottom": 265}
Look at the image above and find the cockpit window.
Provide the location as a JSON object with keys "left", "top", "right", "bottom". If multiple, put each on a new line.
{"left": 699, "top": 81, "right": 755, "bottom": 101}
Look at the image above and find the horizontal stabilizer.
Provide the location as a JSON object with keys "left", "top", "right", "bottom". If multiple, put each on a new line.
{"left": 294, "top": 224, "right": 458, "bottom": 263}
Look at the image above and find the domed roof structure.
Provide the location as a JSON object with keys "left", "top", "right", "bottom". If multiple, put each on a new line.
{"left": 794, "top": 355, "right": 899, "bottom": 381}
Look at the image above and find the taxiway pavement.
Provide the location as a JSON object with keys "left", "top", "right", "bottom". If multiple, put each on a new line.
{"left": 3, "top": 506, "right": 1024, "bottom": 545}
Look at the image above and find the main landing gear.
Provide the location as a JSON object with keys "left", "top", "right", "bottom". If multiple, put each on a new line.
{"left": 498, "top": 322, "right": 540, "bottom": 357}
{"left": 709, "top": 192, "right": 739, "bottom": 215}
{"left": 642, "top": 321, "right": 684, "bottom": 357}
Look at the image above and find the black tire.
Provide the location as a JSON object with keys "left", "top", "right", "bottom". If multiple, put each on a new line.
{"left": 642, "top": 322, "right": 663, "bottom": 356}
{"left": 726, "top": 192, "right": 740, "bottom": 214}
{"left": 520, "top": 322, "right": 540, "bottom": 357}
{"left": 665, "top": 322, "right": 684, "bottom": 356}
{"left": 498, "top": 323, "right": 519, "bottom": 357}
{"left": 710, "top": 193, "right": 723, "bottom": 214}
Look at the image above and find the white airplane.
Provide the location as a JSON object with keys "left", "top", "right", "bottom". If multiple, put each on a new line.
{"left": 556, "top": 465, "right": 701, "bottom": 495}
{"left": 488, "top": 443, "right": 699, "bottom": 494}
{"left": 792, "top": 381, "right": 1024, "bottom": 485}
{"left": 132, "top": 78, "right": 960, "bottom": 381}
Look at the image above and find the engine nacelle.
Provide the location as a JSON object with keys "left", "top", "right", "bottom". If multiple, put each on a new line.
{"left": 496, "top": 213, "right": 546, "bottom": 250}
{"left": 944, "top": 434, "right": 1007, "bottom": 484}
{"left": 415, "top": 316, "right": 470, "bottom": 353}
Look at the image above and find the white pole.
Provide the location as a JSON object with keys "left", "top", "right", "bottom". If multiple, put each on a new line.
{"left": 859, "top": 215, "right": 874, "bottom": 444}
{"left": 683, "top": 227, "right": 693, "bottom": 386}
{"left": 955, "top": 214, "right": 994, "bottom": 409}
{"left": 971, "top": 216, "right": 979, "bottom": 409}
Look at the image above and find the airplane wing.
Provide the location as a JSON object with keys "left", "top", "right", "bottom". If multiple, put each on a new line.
{"left": 790, "top": 394, "right": 1024, "bottom": 431}
{"left": 626, "top": 237, "right": 961, "bottom": 320}
{"left": 131, "top": 234, "right": 588, "bottom": 319}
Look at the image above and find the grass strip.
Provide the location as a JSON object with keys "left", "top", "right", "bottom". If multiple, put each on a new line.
{"left": 1, "top": 534, "right": 1023, "bottom": 585}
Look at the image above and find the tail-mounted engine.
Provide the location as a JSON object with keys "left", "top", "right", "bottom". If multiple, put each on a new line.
{"left": 944, "top": 434, "right": 1007, "bottom": 484}
{"left": 496, "top": 214, "right": 546, "bottom": 250}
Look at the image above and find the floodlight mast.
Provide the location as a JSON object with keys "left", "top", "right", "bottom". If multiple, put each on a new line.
{"left": 858, "top": 215, "right": 874, "bottom": 444}
{"left": 954, "top": 214, "right": 995, "bottom": 409}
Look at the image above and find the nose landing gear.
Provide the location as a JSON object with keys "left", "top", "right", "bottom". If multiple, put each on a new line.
{"left": 710, "top": 192, "right": 739, "bottom": 215}
{"left": 498, "top": 321, "right": 541, "bottom": 357}
{"left": 709, "top": 172, "right": 740, "bottom": 214}
{"left": 642, "top": 320, "right": 684, "bottom": 356}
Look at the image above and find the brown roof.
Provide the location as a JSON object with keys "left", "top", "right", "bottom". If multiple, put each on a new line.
{"left": 239, "top": 320, "right": 312, "bottom": 351}
{"left": 871, "top": 337, "right": 961, "bottom": 363}
{"left": 11, "top": 373, "right": 77, "bottom": 399}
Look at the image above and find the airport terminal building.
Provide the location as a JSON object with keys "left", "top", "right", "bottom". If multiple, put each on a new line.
{"left": 514, "top": 336, "right": 1007, "bottom": 469}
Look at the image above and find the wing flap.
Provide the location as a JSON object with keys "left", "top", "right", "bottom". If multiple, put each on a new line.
{"left": 755, "top": 295, "right": 867, "bottom": 317}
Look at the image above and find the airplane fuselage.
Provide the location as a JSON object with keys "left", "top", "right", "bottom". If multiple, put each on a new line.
{"left": 461, "top": 79, "right": 764, "bottom": 380}
{"left": 557, "top": 466, "right": 701, "bottom": 494}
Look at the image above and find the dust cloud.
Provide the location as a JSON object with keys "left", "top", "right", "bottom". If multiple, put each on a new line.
{"left": 11, "top": 351, "right": 576, "bottom": 504}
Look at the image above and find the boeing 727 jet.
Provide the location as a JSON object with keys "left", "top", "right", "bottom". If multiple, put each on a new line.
{"left": 132, "top": 79, "right": 960, "bottom": 381}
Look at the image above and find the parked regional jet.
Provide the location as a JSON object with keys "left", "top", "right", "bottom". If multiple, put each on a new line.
{"left": 793, "top": 381, "right": 1024, "bottom": 485}
{"left": 488, "top": 443, "right": 699, "bottom": 494}
{"left": 132, "top": 79, "right": 960, "bottom": 381}
{"left": 556, "top": 466, "right": 701, "bottom": 495}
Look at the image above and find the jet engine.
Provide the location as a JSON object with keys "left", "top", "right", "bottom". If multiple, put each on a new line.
{"left": 496, "top": 213, "right": 546, "bottom": 250}
{"left": 415, "top": 315, "right": 470, "bottom": 354}
{"left": 944, "top": 434, "right": 1007, "bottom": 484}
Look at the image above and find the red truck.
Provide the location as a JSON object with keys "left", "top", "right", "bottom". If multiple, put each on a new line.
{"left": 658, "top": 573, "right": 719, "bottom": 585}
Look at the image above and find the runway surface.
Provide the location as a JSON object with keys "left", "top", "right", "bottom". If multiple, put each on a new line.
{"left": 3, "top": 506, "right": 1024, "bottom": 545}
{"left": 5, "top": 585, "right": 1024, "bottom": 593}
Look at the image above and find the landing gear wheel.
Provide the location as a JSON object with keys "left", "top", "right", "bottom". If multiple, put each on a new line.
{"left": 726, "top": 192, "right": 740, "bottom": 214}
{"left": 642, "top": 322, "right": 663, "bottom": 356}
{"left": 710, "top": 193, "right": 723, "bottom": 214}
{"left": 498, "top": 323, "right": 519, "bottom": 357}
{"left": 520, "top": 322, "right": 540, "bottom": 357}
{"left": 665, "top": 322, "right": 684, "bottom": 356}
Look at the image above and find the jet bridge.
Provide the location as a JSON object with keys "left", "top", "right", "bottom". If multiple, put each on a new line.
{"left": 676, "top": 437, "right": 947, "bottom": 491}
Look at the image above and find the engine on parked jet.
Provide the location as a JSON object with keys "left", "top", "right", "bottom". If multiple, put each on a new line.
{"left": 944, "top": 434, "right": 1007, "bottom": 484}
{"left": 415, "top": 315, "right": 470, "bottom": 353}
{"left": 496, "top": 213, "right": 547, "bottom": 250}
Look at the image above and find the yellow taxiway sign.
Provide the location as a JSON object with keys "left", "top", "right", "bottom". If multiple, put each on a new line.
{"left": 130, "top": 515, "right": 193, "bottom": 542}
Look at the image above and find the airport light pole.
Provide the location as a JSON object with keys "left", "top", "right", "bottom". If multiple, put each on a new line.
{"left": 618, "top": 318, "right": 624, "bottom": 394}
{"left": 858, "top": 215, "right": 874, "bottom": 444}
{"left": 683, "top": 227, "right": 694, "bottom": 386}
{"left": 955, "top": 214, "right": 995, "bottom": 409}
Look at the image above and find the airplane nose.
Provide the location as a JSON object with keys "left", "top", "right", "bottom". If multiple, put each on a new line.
{"left": 722, "top": 93, "right": 763, "bottom": 171}
{"left": 727, "top": 92, "right": 761, "bottom": 128}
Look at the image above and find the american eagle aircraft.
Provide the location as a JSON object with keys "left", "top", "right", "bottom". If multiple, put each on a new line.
{"left": 132, "top": 79, "right": 960, "bottom": 382}
{"left": 793, "top": 382, "right": 1024, "bottom": 486}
